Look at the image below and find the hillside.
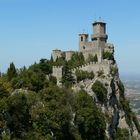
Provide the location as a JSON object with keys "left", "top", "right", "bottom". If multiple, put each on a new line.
{"left": 0, "top": 50, "right": 139, "bottom": 140}
{"left": 0, "top": 20, "right": 140, "bottom": 140}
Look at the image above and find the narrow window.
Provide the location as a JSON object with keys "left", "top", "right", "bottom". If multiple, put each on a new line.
{"left": 81, "top": 36, "right": 83, "bottom": 41}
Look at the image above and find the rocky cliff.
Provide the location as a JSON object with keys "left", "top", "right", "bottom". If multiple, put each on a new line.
{"left": 72, "top": 49, "right": 140, "bottom": 139}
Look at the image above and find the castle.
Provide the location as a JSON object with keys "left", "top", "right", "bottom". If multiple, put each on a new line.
{"left": 52, "top": 20, "right": 114, "bottom": 85}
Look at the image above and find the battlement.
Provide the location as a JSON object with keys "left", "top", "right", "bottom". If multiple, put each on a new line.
{"left": 53, "top": 66, "right": 63, "bottom": 69}
{"left": 52, "top": 60, "right": 111, "bottom": 85}
{"left": 72, "top": 61, "right": 111, "bottom": 75}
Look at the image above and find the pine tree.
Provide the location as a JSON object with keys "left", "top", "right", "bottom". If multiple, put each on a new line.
{"left": 7, "top": 62, "right": 17, "bottom": 81}
{"left": 93, "top": 54, "right": 98, "bottom": 63}
{"left": 62, "top": 62, "right": 75, "bottom": 87}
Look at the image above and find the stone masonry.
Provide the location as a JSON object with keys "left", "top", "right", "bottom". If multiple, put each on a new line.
{"left": 52, "top": 20, "right": 114, "bottom": 85}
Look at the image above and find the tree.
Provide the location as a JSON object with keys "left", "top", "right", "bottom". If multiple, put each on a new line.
{"left": 39, "top": 59, "right": 52, "bottom": 74}
{"left": 30, "top": 86, "right": 78, "bottom": 139}
{"left": 75, "top": 90, "right": 106, "bottom": 140}
{"left": 12, "top": 69, "right": 46, "bottom": 92}
{"left": 68, "top": 52, "right": 85, "bottom": 68}
{"left": 62, "top": 62, "right": 75, "bottom": 87}
{"left": 7, "top": 63, "right": 17, "bottom": 81}
{"left": 92, "top": 81, "right": 107, "bottom": 104}
{"left": 93, "top": 54, "right": 98, "bottom": 63}
{"left": 7, "top": 93, "right": 31, "bottom": 138}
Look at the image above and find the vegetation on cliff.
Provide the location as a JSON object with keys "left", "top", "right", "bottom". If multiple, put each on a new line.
{"left": 0, "top": 54, "right": 139, "bottom": 140}
{"left": 0, "top": 63, "right": 106, "bottom": 139}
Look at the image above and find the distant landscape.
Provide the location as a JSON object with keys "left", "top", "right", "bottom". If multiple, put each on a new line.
{"left": 121, "top": 74, "right": 140, "bottom": 119}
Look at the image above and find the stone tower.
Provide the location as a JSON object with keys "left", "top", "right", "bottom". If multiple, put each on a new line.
{"left": 52, "top": 49, "right": 62, "bottom": 61}
{"left": 79, "top": 20, "right": 108, "bottom": 63}
{"left": 79, "top": 33, "right": 89, "bottom": 51}
{"left": 91, "top": 21, "right": 108, "bottom": 62}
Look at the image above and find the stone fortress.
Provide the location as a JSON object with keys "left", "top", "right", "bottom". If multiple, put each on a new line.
{"left": 52, "top": 19, "right": 114, "bottom": 85}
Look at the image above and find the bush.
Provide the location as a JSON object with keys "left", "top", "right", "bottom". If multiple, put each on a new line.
{"left": 114, "top": 128, "right": 129, "bottom": 140}
{"left": 97, "top": 70, "right": 104, "bottom": 77}
{"left": 54, "top": 57, "right": 65, "bottom": 66}
{"left": 49, "top": 76, "right": 57, "bottom": 85}
{"left": 117, "top": 81, "right": 125, "bottom": 97}
{"left": 111, "top": 66, "right": 118, "bottom": 76}
{"left": 75, "top": 90, "right": 106, "bottom": 140}
{"left": 68, "top": 52, "right": 85, "bottom": 68}
{"left": 87, "top": 54, "right": 98, "bottom": 63}
{"left": 75, "top": 70, "right": 94, "bottom": 82}
{"left": 103, "top": 51, "right": 113, "bottom": 60}
{"left": 92, "top": 81, "right": 107, "bottom": 104}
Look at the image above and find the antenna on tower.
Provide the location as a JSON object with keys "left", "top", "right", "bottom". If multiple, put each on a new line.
{"left": 82, "top": 29, "right": 85, "bottom": 33}
{"left": 99, "top": 17, "right": 104, "bottom": 22}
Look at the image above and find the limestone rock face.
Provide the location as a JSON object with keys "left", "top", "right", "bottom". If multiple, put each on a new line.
{"left": 72, "top": 60, "right": 140, "bottom": 139}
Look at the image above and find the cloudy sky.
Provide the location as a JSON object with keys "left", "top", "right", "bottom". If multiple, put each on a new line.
{"left": 0, "top": 0, "right": 140, "bottom": 76}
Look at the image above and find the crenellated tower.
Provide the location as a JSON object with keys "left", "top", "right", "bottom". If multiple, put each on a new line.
{"left": 91, "top": 21, "right": 108, "bottom": 62}
{"left": 52, "top": 19, "right": 109, "bottom": 63}
{"left": 79, "top": 33, "right": 89, "bottom": 51}
{"left": 79, "top": 20, "right": 108, "bottom": 62}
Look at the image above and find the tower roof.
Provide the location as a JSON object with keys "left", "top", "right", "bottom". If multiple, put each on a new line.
{"left": 79, "top": 33, "right": 88, "bottom": 36}
{"left": 92, "top": 21, "right": 106, "bottom": 26}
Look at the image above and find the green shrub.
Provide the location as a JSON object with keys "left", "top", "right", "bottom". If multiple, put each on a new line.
{"left": 54, "top": 57, "right": 65, "bottom": 66}
{"left": 68, "top": 52, "right": 85, "bottom": 68}
{"left": 114, "top": 128, "right": 129, "bottom": 140}
{"left": 49, "top": 75, "right": 57, "bottom": 85}
{"left": 117, "top": 81, "right": 125, "bottom": 98}
{"left": 87, "top": 54, "right": 98, "bottom": 63}
{"left": 103, "top": 51, "right": 113, "bottom": 60}
{"left": 92, "top": 81, "right": 107, "bottom": 104}
{"left": 111, "top": 66, "right": 118, "bottom": 76}
{"left": 97, "top": 70, "right": 104, "bottom": 77}
{"left": 76, "top": 70, "right": 94, "bottom": 82}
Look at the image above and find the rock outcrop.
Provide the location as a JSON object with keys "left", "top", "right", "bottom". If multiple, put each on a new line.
{"left": 72, "top": 53, "right": 140, "bottom": 139}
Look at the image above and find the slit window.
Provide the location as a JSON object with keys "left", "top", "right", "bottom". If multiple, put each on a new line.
{"left": 81, "top": 36, "right": 83, "bottom": 41}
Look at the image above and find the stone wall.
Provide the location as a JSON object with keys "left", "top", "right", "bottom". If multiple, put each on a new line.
{"left": 65, "top": 51, "right": 74, "bottom": 61}
{"left": 79, "top": 41, "right": 93, "bottom": 52}
{"left": 52, "top": 60, "right": 111, "bottom": 86}
{"left": 52, "top": 50, "right": 75, "bottom": 62}
{"left": 52, "top": 49, "right": 62, "bottom": 61}
{"left": 52, "top": 66, "right": 63, "bottom": 85}
{"left": 72, "top": 61, "right": 111, "bottom": 75}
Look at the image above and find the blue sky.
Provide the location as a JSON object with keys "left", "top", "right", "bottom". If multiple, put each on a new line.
{"left": 0, "top": 0, "right": 140, "bottom": 76}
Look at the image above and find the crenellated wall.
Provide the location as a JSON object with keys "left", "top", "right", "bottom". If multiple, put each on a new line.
{"left": 52, "top": 60, "right": 112, "bottom": 85}
{"left": 72, "top": 61, "right": 111, "bottom": 75}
